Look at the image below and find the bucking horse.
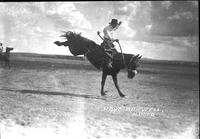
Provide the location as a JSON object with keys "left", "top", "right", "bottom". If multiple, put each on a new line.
{"left": 0, "top": 47, "right": 14, "bottom": 69}
{"left": 54, "top": 31, "right": 142, "bottom": 97}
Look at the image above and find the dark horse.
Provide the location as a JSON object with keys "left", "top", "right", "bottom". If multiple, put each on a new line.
{"left": 0, "top": 47, "right": 14, "bottom": 69}
{"left": 54, "top": 31, "right": 142, "bottom": 97}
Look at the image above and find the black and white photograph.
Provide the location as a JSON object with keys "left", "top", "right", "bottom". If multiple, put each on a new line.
{"left": 0, "top": 1, "right": 199, "bottom": 139}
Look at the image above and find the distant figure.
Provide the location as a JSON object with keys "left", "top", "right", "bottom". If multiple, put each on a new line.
{"left": 0, "top": 43, "right": 3, "bottom": 55}
{"left": 0, "top": 47, "right": 14, "bottom": 69}
{"left": 101, "top": 19, "right": 122, "bottom": 68}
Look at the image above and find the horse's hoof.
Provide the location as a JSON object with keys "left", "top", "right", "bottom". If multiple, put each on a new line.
{"left": 101, "top": 92, "right": 106, "bottom": 96}
{"left": 120, "top": 94, "right": 125, "bottom": 97}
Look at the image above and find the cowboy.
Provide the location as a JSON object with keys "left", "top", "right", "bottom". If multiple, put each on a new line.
{"left": 0, "top": 43, "right": 3, "bottom": 55}
{"left": 101, "top": 19, "right": 122, "bottom": 68}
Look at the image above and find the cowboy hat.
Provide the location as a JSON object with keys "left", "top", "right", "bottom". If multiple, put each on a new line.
{"left": 109, "top": 19, "right": 119, "bottom": 25}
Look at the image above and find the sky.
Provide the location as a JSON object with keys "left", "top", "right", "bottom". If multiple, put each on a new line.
{"left": 0, "top": 1, "right": 199, "bottom": 62}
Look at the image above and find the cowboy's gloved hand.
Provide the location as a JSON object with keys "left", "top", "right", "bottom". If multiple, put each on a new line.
{"left": 118, "top": 21, "right": 122, "bottom": 25}
{"left": 115, "top": 39, "right": 119, "bottom": 42}
{"left": 97, "top": 31, "right": 100, "bottom": 35}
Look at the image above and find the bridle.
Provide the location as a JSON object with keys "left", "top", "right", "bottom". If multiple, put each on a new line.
{"left": 127, "top": 55, "right": 135, "bottom": 72}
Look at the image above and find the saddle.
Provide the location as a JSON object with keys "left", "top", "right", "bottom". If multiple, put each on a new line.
{"left": 101, "top": 41, "right": 117, "bottom": 56}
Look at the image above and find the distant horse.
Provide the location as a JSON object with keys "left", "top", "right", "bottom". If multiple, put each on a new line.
{"left": 54, "top": 31, "right": 142, "bottom": 97}
{"left": 0, "top": 47, "right": 14, "bottom": 69}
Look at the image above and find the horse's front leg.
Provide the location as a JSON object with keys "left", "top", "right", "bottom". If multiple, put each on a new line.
{"left": 101, "top": 72, "right": 107, "bottom": 96}
{"left": 112, "top": 74, "right": 125, "bottom": 97}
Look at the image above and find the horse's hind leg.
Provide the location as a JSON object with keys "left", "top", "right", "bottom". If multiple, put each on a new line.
{"left": 112, "top": 74, "right": 125, "bottom": 97}
{"left": 101, "top": 72, "right": 107, "bottom": 96}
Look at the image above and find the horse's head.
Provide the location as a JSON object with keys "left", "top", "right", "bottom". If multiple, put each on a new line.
{"left": 6, "top": 47, "right": 14, "bottom": 52}
{"left": 127, "top": 54, "right": 142, "bottom": 79}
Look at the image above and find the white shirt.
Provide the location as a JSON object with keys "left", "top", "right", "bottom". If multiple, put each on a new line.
{"left": 103, "top": 24, "right": 120, "bottom": 42}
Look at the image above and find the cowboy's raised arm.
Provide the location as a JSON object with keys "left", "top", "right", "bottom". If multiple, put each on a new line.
{"left": 113, "top": 21, "right": 122, "bottom": 31}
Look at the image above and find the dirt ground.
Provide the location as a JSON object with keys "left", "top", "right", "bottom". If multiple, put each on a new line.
{"left": 0, "top": 54, "right": 199, "bottom": 139}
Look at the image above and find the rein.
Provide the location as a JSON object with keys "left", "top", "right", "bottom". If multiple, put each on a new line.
{"left": 117, "top": 42, "right": 134, "bottom": 72}
{"left": 126, "top": 55, "right": 135, "bottom": 71}
{"left": 117, "top": 41, "right": 126, "bottom": 66}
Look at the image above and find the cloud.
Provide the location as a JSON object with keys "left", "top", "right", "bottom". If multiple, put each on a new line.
{"left": 36, "top": 2, "right": 92, "bottom": 30}
{"left": 0, "top": 2, "right": 198, "bottom": 61}
{"left": 189, "top": 1, "right": 198, "bottom": 7}
{"left": 112, "top": 2, "right": 149, "bottom": 40}
{"left": 134, "top": 28, "right": 198, "bottom": 48}
{"left": 113, "top": 1, "right": 153, "bottom": 42}
{"left": 161, "top": 1, "right": 172, "bottom": 10}
{"left": 113, "top": 1, "right": 140, "bottom": 17}
{"left": 168, "top": 11, "right": 193, "bottom": 20}
{"left": 55, "top": 3, "right": 92, "bottom": 30}
{"left": 127, "top": 2, "right": 152, "bottom": 30}
{"left": 118, "top": 39, "right": 197, "bottom": 61}
{"left": 114, "top": 20, "right": 136, "bottom": 40}
{"left": 0, "top": 2, "right": 92, "bottom": 55}
{"left": 0, "top": 2, "right": 92, "bottom": 32}
{"left": 150, "top": 1, "right": 198, "bottom": 37}
{"left": 145, "top": 24, "right": 152, "bottom": 31}
{"left": 113, "top": 1, "right": 152, "bottom": 41}
{"left": 116, "top": 1, "right": 198, "bottom": 39}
